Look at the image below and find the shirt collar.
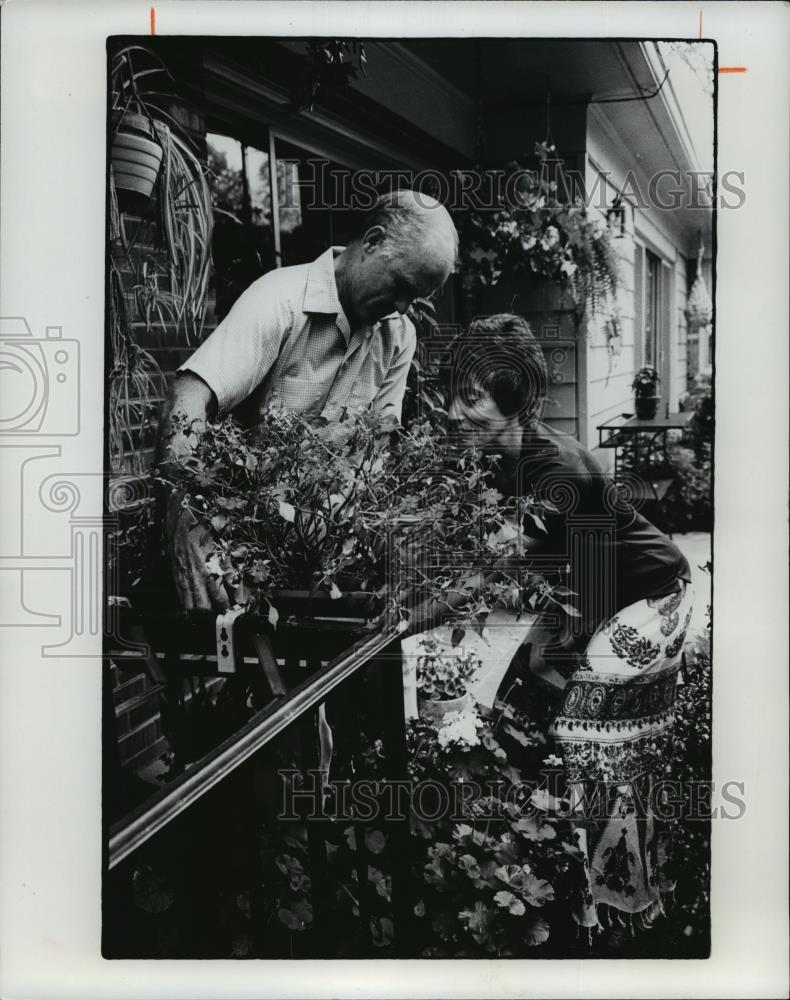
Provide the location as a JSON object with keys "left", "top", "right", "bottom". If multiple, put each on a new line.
{"left": 303, "top": 245, "right": 401, "bottom": 339}
{"left": 303, "top": 246, "right": 352, "bottom": 339}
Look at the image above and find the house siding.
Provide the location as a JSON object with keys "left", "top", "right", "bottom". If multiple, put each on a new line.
{"left": 583, "top": 104, "right": 693, "bottom": 465}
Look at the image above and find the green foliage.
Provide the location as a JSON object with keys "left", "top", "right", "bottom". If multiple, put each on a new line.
{"left": 663, "top": 374, "right": 713, "bottom": 532}
{"left": 109, "top": 44, "right": 213, "bottom": 476}
{"left": 416, "top": 636, "right": 481, "bottom": 701}
{"left": 457, "top": 142, "right": 621, "bottom": 317}
{"left": 290, "top": 40, "right": 367, "bottom": 112}
{"left": 148, "top": 406, "right": 558, "bottom": 625}
{"left": 406, "top": 701, "right": 587, "bottom": 956}
{"left": 632, "top": 364, "right": 661, "bottom": 395}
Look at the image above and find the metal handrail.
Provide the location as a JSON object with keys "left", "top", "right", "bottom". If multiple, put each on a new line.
{"left": 108, "top": 623, "right": 401, "bottom": 869}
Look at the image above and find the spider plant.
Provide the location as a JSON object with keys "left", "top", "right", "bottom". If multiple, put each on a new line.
{"left": 110, "top": 43, "right": 213, "bottom": 344}
{"left": 109, "top": 260, "right": 167, "bottom": 474}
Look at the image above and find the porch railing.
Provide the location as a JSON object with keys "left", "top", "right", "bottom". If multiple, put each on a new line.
{"left": 105, "top": 606, "right": 415, "bottom": 957}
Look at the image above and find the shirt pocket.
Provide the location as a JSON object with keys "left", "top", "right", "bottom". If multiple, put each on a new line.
{"left": 347, "top": 350, "right": 389, "bottom": 409}
{"left": 268, "top": 373, "right": 335, "bottom": 419}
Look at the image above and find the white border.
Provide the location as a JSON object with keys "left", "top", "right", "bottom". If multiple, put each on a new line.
{"left": 1, "top": 2, "right": 787, "bottom": 998}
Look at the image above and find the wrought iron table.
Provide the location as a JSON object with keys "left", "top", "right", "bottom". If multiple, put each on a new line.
{"left": 597, "top": 410, "right": 695, "bottom": 532}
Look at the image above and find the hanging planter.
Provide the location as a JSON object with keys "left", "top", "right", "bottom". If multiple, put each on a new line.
{"left": 685, "top": 237, "right": 713, "bottom": 329}
{"left": 111, "top": 110, "right": 164, "bottom": 200}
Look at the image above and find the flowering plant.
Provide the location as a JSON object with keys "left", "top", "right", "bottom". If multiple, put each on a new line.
{"left": 416, "top": 637, "right": 481, "bottom": 702}
{"left": 116, "top": 405, "right": 562, "bottom": 628}
{"left": 632, "top": 365, "right": 661, "bottom": 395}
{"left": 457, "top": 142, "right": 621, "bottom": 316}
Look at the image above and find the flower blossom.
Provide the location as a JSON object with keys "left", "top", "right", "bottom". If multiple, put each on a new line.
{"left": 437, "top": 709, "right": 484, "bottom": 750}
{"left": 540, "top": 225, "right": 560, "bottom": 250}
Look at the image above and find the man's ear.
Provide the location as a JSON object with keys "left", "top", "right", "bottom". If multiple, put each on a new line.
{"left": 361, "top": 225, "right": 386, "bottom": 253}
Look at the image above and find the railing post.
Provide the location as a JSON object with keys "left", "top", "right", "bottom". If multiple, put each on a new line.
{"left": 376, "top": 637, "right": 415, "bottom": 957}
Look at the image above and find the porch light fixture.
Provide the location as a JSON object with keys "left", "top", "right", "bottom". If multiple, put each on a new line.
{"left": 607, "top": 197, "right": 626, "bottom": 238}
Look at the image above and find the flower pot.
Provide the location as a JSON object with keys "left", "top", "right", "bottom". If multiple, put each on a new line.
{"left": 267, "top": 589, "right": 385, "bottom": 623}
{"left": 111, "top": 111, "right": 164, "bottom": 200}
{"left": 634, "top": 395, "right": 660, "bottom": 420}
{"left": 418, "top": 690, "right": 472, "bottom": 725}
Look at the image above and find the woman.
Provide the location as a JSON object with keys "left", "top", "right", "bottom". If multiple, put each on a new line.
{"left": 443, "top": 313, "right": 694, "bottom": 943}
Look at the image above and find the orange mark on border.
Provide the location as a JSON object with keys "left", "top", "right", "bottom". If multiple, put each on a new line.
{"left": 150, "top": 7, "right": 156, "bottom": 35}
{"left": 698, "top": 9, "right": 703, "bottom": 38}
{"left": 718, "top": 66, "right": 747, "bottom": 73}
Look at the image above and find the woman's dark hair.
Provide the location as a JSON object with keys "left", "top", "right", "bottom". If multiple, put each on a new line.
{"left": 450, "top": 314, "right": 548, "bottom": 426}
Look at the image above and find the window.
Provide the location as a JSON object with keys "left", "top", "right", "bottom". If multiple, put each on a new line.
{"left": 206, "top": 130, "right": 458, "bottom": 327}
{"left": 635, "top": 244, "right": 669, "bottom": 395}
{"left": 273, "top": 140, "right": 361, "bottom": 266}
{"left": 206, "top": 132, "right": 277, "bottom": 321}
{"left": 643, "top": 249, "right": 661, "bottom": 369}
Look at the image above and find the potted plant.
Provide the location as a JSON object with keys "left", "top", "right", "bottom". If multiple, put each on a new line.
{"left": 632, "top": 365, "right": 661, "bottom": 419}
{"left": 114, "top": 403, "right": 564, "bottom": 630}
{"left": 416, "top": 636, "right": 481, "bottom": 723}
{"left": 457, "top": 141, "right": 621, "bottom": 320}
{"left": 110, "top": 46, "right": 169, "bottom": 202}
{"left": 108, "top": 42, "right": 213, "bottom": 363}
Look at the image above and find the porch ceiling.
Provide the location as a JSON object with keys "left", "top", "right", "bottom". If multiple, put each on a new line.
{"left": 402, "top": 39, "right": 713, "bottom": 254}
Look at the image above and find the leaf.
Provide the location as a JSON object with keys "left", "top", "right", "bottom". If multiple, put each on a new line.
{"left": 132, "top": 865, "right": 174, "bottom": 914}
{"left": 268, "top": 604, "right": 279, "bottom": 629}
{"left": 371, "top": 915, "right": 394, "bottom": 948}
{"left": 520, "top": 875, "right": 555, "bottom": 907}
{"left": 230, "top": 931, "right": 250, "bottom": 957}
{"left": 450, "top": 627, "right": 465, "bottom": 648}
{"left": 503, "top": 722, "right": 531, "bottom": 746}
{"left": 365, "top": 830, "right": 386, "bottom": 854}
{"left": 277, "top": 899, "right": 312, "bottom": 931}
{"left": 278, "top": 501, "right": 296, "bottom": 523}
{"left": 205, "top": 554, "right": 223, "bottom": 577}
{"left": 511, "top": 815, "right": 557, "bottom": 842}
{"left": 329, "top": 582, "right": 342, "bottom": 600}
{"left": 367, "top": 865, "right": 391, "bottom": 900}
{"left": 459, "top": 900, "right": 495, "bottom": 946}
{"left": 559, "top": 602, "right": 581, "bottom": 617}
{"left": 523, "top": 915, "right": 550, "bottom": 946}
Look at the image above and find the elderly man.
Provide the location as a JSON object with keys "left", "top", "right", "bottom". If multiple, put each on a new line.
{"left": 158, "top": 189, "right": 458, "bottom": 609}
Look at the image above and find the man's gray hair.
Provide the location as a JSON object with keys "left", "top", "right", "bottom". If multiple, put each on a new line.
{"left": 361, "top": 189, "right": 459, "bottom": 270}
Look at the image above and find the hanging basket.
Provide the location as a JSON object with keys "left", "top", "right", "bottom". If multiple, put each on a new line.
{"left": 685, "top": 242, "right": 713, "bottom": 329}
{"left": 111, "top": 111, "right": 164, "bottom": 200}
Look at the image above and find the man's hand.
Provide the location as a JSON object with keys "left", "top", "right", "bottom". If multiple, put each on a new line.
{"left": 157, "top": 373, "right": 227, "bottom": 610}
{"left": 166, "top": 491, "right": 231, "bottom": 611}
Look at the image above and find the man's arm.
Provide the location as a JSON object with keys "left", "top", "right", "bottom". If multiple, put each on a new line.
{"left": 154, "top": 270, "right": 291, "bottom": 610}
{"left": 157, "top": 371, "right": 217, "bottom": 469}
{"left": 156, "top": 372, "right": 232, "bottom": 611}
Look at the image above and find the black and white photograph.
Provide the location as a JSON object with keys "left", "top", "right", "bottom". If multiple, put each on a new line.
{"left": 0, "top": 3, "right": 787, "bottom": 997}
{"left": 103, "top": 33, "right": 716, "bottom": 960}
